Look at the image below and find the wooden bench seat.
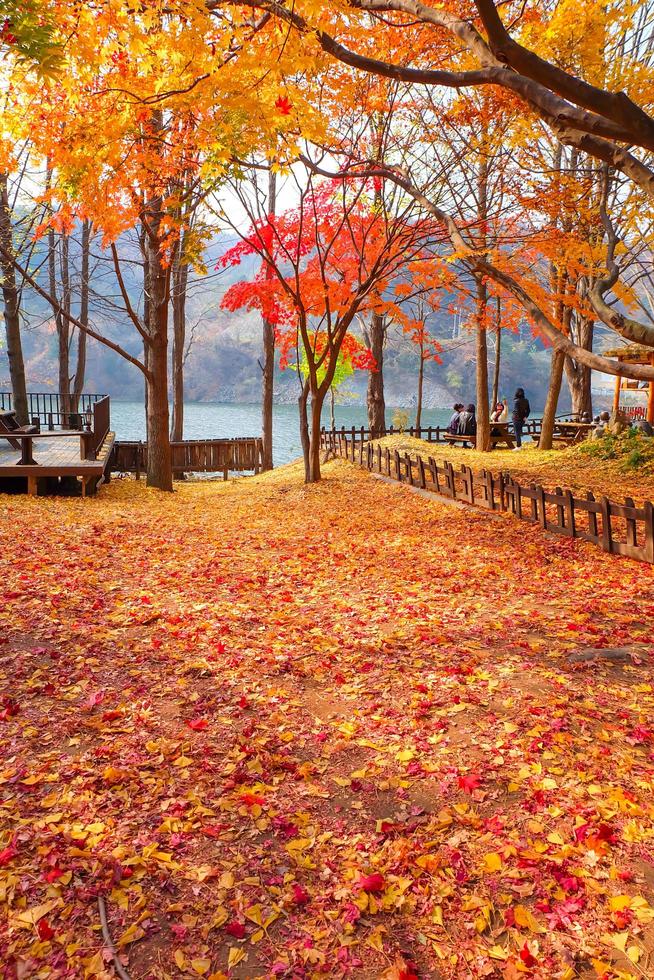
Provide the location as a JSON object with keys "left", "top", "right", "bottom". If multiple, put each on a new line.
{"left": 0, "top": 410, "right": 38, "bottom": 451}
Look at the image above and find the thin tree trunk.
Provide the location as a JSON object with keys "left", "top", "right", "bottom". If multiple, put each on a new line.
{"left": 475, "top": 277, "right": 491, "bottom": 451}
{"left": 367, "top": 312, "right": 386, "bottom": 438}
{"left": 71, "top": 219, "right": 90, "bottom": 413}
{"left": 415, "top": 340, "right": 424, "bottom": 430}
{"left": 491, "top": 297, "right": 501, "bottom": 410}
{"left": 144, "top": 207, "right": 173, "bottom": 491}
{"left": 48, "top": 223, "right": 71, "bottom": 423}
{"left": 298, "top": 381, "right": 311, "bottom": 483}
{"left": 539, "top": 347, "right": 566, "bottom": 449}
{"left": 0, "top": 172, "right": 28, "bottom": 424}
{"left": 475, "top": 143, "right": 491, "bottom": 452}
{"left": 308, "top": 387, "right": 324, "bottom": 482}
{"left": 330, "top": 386, "right": 335, "bottom": 428}
{"left": 261, "top": 169, "right": 277, "bottom": 470}
{"left": 170, "top": 247, "right": 188, "bottom": 442}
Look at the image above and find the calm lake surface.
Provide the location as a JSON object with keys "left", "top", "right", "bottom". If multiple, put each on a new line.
{"left": 110, "top": 402, "right": 455, "bottom": 468}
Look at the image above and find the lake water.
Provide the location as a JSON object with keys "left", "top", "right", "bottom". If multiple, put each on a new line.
{"left": 111, "top": 401, "right": 455, "bottom": 467}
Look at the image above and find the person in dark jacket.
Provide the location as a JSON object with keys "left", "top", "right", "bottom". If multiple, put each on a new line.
{"left": 457, "top": 403, "right": 476, "bottom": 446}
{"left": 447, "top": 403, "right": 464, "bottom": 434}
{"left": 512, "top": 388, "right": 530, "bottom": 448}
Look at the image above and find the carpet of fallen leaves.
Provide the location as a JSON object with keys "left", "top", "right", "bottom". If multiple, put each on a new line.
{"left": 373, "top": 436, "right": 654, "bottom": 504}
{"left": 1, "top": 460, "right": 654, "bottom": 980}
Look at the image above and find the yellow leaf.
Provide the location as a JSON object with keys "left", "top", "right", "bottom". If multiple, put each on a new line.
{"left": 174, "top": 949, "right": 186, "bottom": 970}
{"left": 483, "top": 852, "right": 502, "bottom": 873}
{"left": 118, "top": 923, "right": 145, "bottom": 947}
{"left": 513, "top": 905, "right": 544, "bottom": 933}
{"left": 626, "top": 945, "right": 641, "bottom": 963}
{"left": 244, "top": 904, "right": 262, "bottom": 926}
{"left": 227, "top": 947, "right": 245, "bottom": 969}
{"left": 608, "top": 895, "right": 632, "bottom": 912}
{"left": 395, "top": 748, "right": 415, "bottom": 762}
{"left": 191, "top": 958, "right": 211, "bottom": 975}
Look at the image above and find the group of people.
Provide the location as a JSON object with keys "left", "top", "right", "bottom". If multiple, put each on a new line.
{"left": 447, "top": 388, "right": 531, "bottom": 449}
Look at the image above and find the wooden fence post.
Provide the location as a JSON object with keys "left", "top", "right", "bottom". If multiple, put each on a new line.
{"left": 385, "top": 448, "right": 391, "bottom": 476}
{"left": 587, "top": 491, "right": 598, "bottom": 540}
{"left": 404, "top": 452, "right": 413, "bottom": 484}
{"left": 624, "top": 497, "right": 637, "bottom": 548}
{"left": 564, "top": 489, "right": 576, "bottom": 538}
{"left": 600, "top": 496, "right": 613, "bottom": 553}
{"left": 554, "top": 487, "right": 566, "bottom": 530}
{"left": 377, "top": 445, "right": 382, "bottom": 473}
{"left": 536, "top": 485, "right": 546, "bottom": 528}
{"left": 417, "top": 455, "right": 426, "bottom": 489}
{"left": 644, "top": 500, "right": 654, "bottom": 563}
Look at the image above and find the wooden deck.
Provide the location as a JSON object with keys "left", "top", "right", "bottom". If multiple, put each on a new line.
{"left": 0, "top": 431, "right": 115, "bottom": 495}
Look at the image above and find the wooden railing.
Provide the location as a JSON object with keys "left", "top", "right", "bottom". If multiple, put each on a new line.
{"left": 111, "top": 437, "right": 264, "bottom": 479}
{"left": 81, "top": 396, "right": 111, "bottom": 460}
{"left": 321, "top": 430, "right": 654, "bottom": 565}
{"left": 0, "top": 391, "right": 106, "bottom": 429}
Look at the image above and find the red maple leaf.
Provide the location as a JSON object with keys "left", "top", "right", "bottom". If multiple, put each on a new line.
{"left": 275, "top": 95, "right": 292, "bottom": 115}
{"left": 225, "top": 920, "right": 247, "bottom": 938}
{"left": 37, "top": 919, "right": 55, "bottom": 941}
{"left": 519, "top": 943, "right": 538, "bottom": 968}
{"left": 457, "top": 773, "right": 481, "bottom": 793}
{"left": 357, "top": 873, "right": 386, "bottom": 893}
{"left": 0, "top": 844, "right": 17, "bottom": 866}
{"left": 187, "top": 718, "right": 208, "bottom": 731}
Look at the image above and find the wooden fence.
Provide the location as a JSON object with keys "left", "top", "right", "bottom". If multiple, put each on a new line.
{"left": 320, "top": 414, "right": 579, "bottom": 448}
{"left": 112, "top": 437, "right": 264, "bottom": 479}
{"left": 321, "top": 429, "right": 654, "bottom": 565}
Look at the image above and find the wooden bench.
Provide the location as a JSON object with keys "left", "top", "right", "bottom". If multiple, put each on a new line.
{"left": 443, "top": 423, "right": 515, "bottom": 450}
{"left": 0, "top": 410, "right": 38, "bottom": 453}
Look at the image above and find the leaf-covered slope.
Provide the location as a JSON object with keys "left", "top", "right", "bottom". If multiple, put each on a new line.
{"left": 1, "top": 464, "right": 653, "bottom": 978}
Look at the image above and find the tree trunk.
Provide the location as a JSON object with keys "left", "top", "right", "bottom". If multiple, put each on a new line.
{"left": 170, "top": 248, "right": 188, "bottom": 442}
{"left": 475, "top": 277, "right": 491, "bottom": 451}
{"left": 144, "top": 222, "right": 173, "bottom": 492}
{"left": 538, "top": 347, "right": 566, "bottom": 449}
{"left": 367, "top": 312, "right": 386, "bottom": 438}
{"left": 475, "top": 142, "right": 491, "bottom": 451}
{"left": 564, "top": 316, "right": 594, "bottom": 417}
{"left": 330, "top": 386, "right": 335, "bottom": 428}
{"left": 261, "top": 169, "right": 277, "bottom": 470}
{"left": 71, "top": 219, "right": 90, "bottom": 413}
{"left": 491, "top": 297, "right": 501, "bottom": 410}
{"left": 0, "top": 173, "right": 28, "bottom": 424}
{"left": 415, "top": 341, "right": 424, "bottom": 430}
{"left": 308, "top": 388, "right": 324, "bottom": 483}
{"left": 48, "top": 224, "right": 71, "bottom": 421}
{"left": 298, "top": 382, "right": 311, "bottom": 483}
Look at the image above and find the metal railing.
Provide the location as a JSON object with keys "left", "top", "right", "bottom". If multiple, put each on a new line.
{"left": 0, "top": 391, "right": 106, "bottom": 429}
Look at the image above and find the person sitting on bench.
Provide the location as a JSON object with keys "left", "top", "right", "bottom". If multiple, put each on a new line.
{"left": 447, "top": 403, "right": 464, "bottom": 434}
{"left": 456, "top": 403, "right": 477, "bottom": 446}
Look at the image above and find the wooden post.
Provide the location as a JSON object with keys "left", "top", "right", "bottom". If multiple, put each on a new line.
{"left": 564, "top": 489, "right": 576, "bottom": 538}
{"left": 529, "top": 485, "right": 538, "bottom": 522}
{"left": 613, "top": 374, "right": 621, "bottom": 415}
{"left": 394, "top": 450, "right": 401, "bottom": 481}
{"left": 385, "top": 448, "right": 391, "bottom": 476}
{"left": 555, "top": 487, "right": 565, "bottom": 529}
{"left": 600, "top": 496, "right": 612, "bottom": 553}
{"left": 536, "top": 485, "right": 547, "bottom": 528}
{"left": 648, "top": 353, "right": 654, "bottom": 424}
{"left": 624, "top": 497, "right": 637, "bottom": 548}
{"left": 429, "top": 457, "right": 439, "bottom": 492}
{"left": 644, "top": 500, "right": 654, "bottom": 563}
{"left": 587, "top": 491, "right": 598, "bottom": 541}
{"left": 27, "top": 475, "right": 37, "bottom": 496}
{"left": 377, "top": 445, "right": 382, "bottom": 473}
{"left": 417, "top": 456, "right": 426, "bottom": 489}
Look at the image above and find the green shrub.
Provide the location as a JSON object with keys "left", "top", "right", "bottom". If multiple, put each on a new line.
{"left": 577, "top": 429, "right": 654, "bottom": 472}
